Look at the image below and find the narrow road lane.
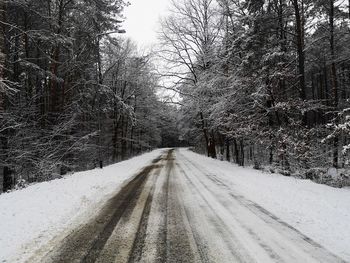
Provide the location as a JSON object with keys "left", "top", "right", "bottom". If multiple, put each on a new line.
{"left": 35, "top": 149, "right": 346, "bottom": 263}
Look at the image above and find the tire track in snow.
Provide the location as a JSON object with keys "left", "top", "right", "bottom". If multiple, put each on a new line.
{"left": 176, "top": 161, "right": 268, "bottom": 262}
{"left": 165, "top": 152, "right": 201, "bottom": 263}
{"left": 31, "top": 149, "right": 346, "bottom": 263}
{"left": 178, "top": 156, "right": 286, "bottom": 262}
{"left": 37, "top": 149, "right": 202, "bottom": 263}
{"left": 38, "top": 155, "right": 164, "bottom": 263}
{"left": 177, "top": 150, "right": 346, "bottom": 263}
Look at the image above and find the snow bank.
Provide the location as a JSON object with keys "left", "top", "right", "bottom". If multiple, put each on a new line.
{"left": 0, "top": 149, "right": 165, "bottom": 262}
{"left": 179, "top": 148, "right": 350, "bottom": 261}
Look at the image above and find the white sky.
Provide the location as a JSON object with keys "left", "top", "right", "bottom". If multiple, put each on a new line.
{"left": 122, "top": 0, "right": 172, "bottom": 49}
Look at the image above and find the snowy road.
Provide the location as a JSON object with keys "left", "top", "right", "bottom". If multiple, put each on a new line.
{"left": 32, "top": 149, "right": 346, "bottom": 263}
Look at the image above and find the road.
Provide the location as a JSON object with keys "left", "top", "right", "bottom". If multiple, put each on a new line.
{"left": 35, "top": 149, "right": 346, "bottom": 263}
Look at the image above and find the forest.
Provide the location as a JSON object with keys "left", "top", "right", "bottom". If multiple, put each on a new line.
{"left": 159, "top": 0, "right": 350, "bottom": 187}
{"left": 0, "top": 0, "right": 181, "bottom": 192}
{"left": 1, "top": 0, "right": 350, "bottom": 192}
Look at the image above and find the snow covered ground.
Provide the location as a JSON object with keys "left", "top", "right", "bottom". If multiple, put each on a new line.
{"left": 0, "top": 149, "right": 165, "bottom": 262}
{"left": 179, "top": 149, "right": 350, "bottom": 261}
{"left": 1, "top": 147, "right": 350, "bottom": 262}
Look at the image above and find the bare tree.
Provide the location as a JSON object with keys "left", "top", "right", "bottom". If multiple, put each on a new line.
{"left": 159, "top": 0, "right": 221, "bottom": 157}
{"left": 329, "top": 0, "right": 339, "bottom": 168}
{"left": 291, "top": 0, "right": 306, "bottom": 101}
{"left": 0, "top": 0, "right": 6, "bottom": 192}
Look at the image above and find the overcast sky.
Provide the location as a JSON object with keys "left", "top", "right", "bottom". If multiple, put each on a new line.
{"left": 122, "top": 0, "right": 172, "bottom": 48}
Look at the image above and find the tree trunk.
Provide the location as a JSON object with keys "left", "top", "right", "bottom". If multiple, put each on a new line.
{"left": 208, "top": 136, "right": 217, "bottom": 159}
{"left": 239, "top": 139, "right": 245, "bottom": 166}
{"left": 225, "top": 139, "right": 230, "bottom": 161}
{"left": 0, "top": 0, "right": 8, "bottom": 192}
{"left": 96, "top": 33, "right": 105, "bottom": 167}
{"left": 233, "top": 138, "right": 239, "bottom": 164}
{"left": 121, "top": 117, "right": 127, "bottom": 160}
{"left": 291, "top": 0, "right": 306, "bottom": 100}
{"left": 269, "top": 147, "right": 273, "bottom": 165}
{"left": 323, "top": 62, "right": 330, "bottom": 106}
{"left": 131, "top": 95, "right": 137, "bottom": 156}
{"left": 200, "top": 112, "right": 209, "bottom": 156}
{"left": 329, "top": 0, "right": 339, "bottom": 168}
{"left": 49, "top": 0, "right": 65, "bottom": 113}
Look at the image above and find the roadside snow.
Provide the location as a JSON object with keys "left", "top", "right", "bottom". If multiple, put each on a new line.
{"left": 0, "top": 149, "right": 165, "bottom": 262}
{"left": 2, "top": 148, "right": 349, "bottom": 262}
{"left": 179, "top": 148, "right": 350, "bottom": 261}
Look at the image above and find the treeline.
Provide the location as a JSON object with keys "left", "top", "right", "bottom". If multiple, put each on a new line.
{"left": 160, "top": 0, "right": 350, "bottom": 184}
{"left": 0, "top": 0, "right": 180, "bottom": 192}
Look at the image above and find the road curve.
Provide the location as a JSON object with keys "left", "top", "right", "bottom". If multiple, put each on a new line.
{"left": 33, "top": 149, "right": 346, "bottom": 263}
